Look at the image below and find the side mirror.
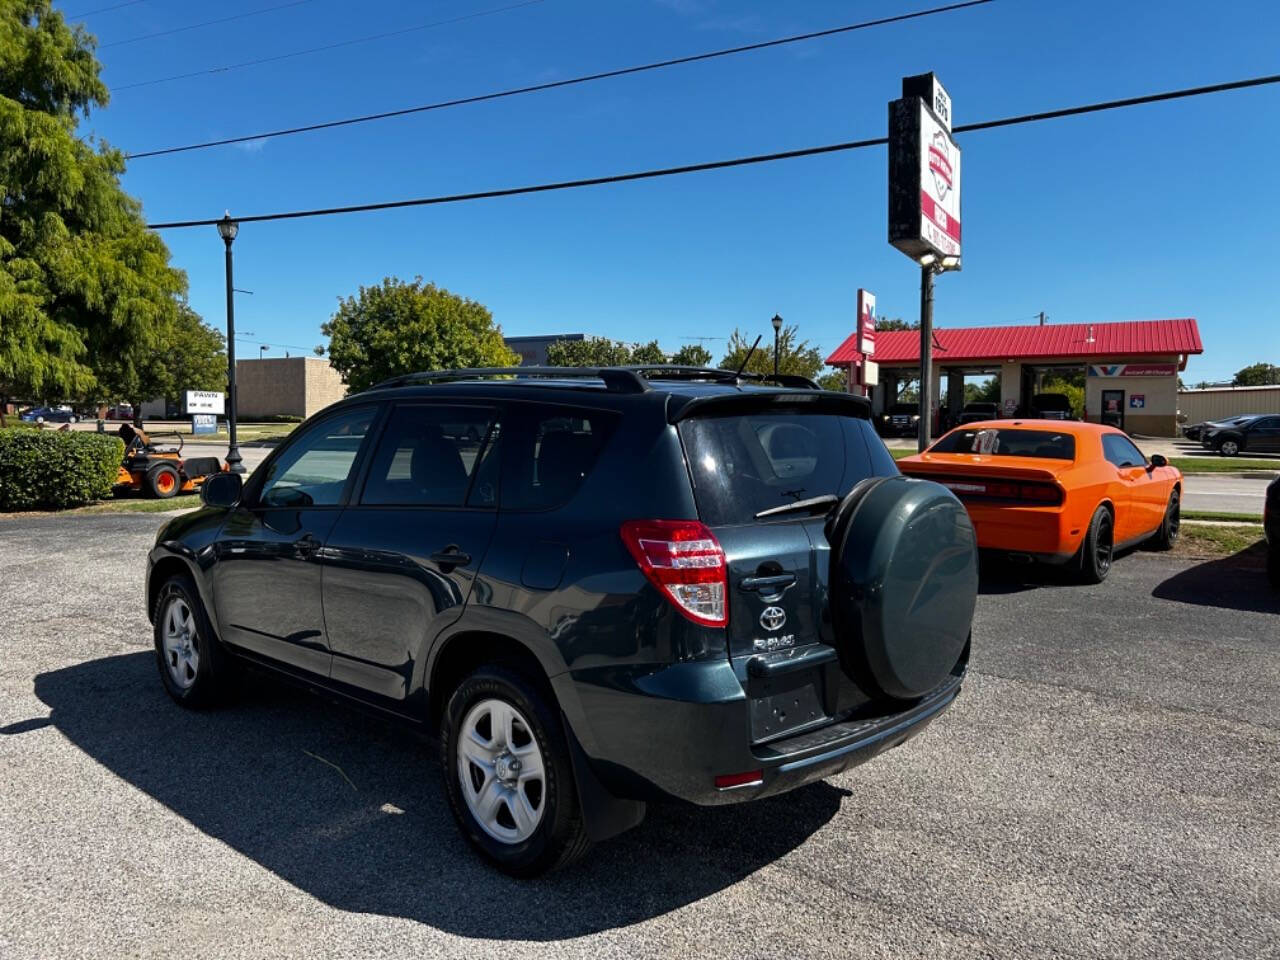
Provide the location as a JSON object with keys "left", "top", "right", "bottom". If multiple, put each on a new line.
{"left": 201, "top": 471, "right": 243, "bottom": 508}
{"left": 1148, "top": 454, "right": 1168, "bottom": 469}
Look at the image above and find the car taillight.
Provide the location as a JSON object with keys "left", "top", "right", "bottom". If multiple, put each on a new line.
{"left": 939, "top": 477, "right": 1063, "bottom": 506}
{"left": 619, "top": 519, "right": 727, "bottom": 627}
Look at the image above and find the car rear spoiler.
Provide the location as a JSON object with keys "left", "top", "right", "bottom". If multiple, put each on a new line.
{"left": 666, "top": 390, "right": 872, "bottom": 424}
{"left": 898, "top": 457, "right": 1062, "bottom": 484}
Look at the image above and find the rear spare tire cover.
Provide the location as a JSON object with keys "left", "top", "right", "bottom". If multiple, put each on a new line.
{"left": 827, "top": 475, "right": 978, "bottom": 699}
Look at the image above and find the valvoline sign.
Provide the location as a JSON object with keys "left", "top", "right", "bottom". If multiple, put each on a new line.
{"left": 1088, "top": 364, "right": 1177, "bottom": 377}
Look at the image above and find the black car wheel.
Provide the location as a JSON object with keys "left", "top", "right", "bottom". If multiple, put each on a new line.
{"left": 1079, "top": 505, "right": 1114, "bottom": 583}
{"left": 1218, "top": 438, "right": 1240, "bottom": 457}
{"left": 152, "top": 575, "right": 231, "bottom": 708}
{"left": 1152, "top": 489, "right": 1180, "bottom": 551}
{"left": 147, "top": 462, "right": 181, "bottom": 499}
{"left": 441, "top": 666, "right": 590, "bottom": 877}
{"left": 1269, "top": 549, "right": 1280, "bottom": 590}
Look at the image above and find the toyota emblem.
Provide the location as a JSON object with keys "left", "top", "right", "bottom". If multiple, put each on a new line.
{"left": 759, "top": 606, "right": 787, "bottom": 632}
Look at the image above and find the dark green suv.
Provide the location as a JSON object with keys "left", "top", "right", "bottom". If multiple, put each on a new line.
{"left": 146, "top": 366, "right": 978, "bottom": 875}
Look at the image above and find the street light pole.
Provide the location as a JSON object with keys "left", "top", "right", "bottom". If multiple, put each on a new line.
{"left": 217, "top": 213, "right": 244, "bottom": 474}
{"left": 771, "top": 314, "right": 783, "bottom": 378}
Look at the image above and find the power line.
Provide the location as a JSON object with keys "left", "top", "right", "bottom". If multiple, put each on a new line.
{"left": 126, "top": 0, "right": 993, "bottom": 159}
{"left": 144, "top": 71, "right": 1280, "bottom": 231}
{"left": 112, "top": 0, "right": 546, "bottom": 92}
{"left": 100, "top": 0, "right": 314, "bottom": 49}
{"left": 65, "top": 0, "right": 146, "bottom": 17}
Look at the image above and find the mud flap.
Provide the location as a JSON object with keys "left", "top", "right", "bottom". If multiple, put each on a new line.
{"left": 563, "top": 716, "right": 647, "bottom": 843}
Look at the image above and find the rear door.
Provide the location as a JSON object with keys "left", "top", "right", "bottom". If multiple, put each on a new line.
{"left": 677, "top": 406, "right": 900, "bottom": 730}
{"left": 322, "top": 403, "right": 501, "bottom": 705}
{"left": 1249, "top": 417, "right": 1280, "bottom": 454}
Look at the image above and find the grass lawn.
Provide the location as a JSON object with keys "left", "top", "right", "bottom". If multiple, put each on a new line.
{"left": 182, "top": 422, "right": 296, "bottom": 444}
{"left": 1168, "top": 456, "right": 1280, "bottom": 474}
{"left": 1174, "top": 524, "right": 1267, "bottom": 558}
{"left": 1182, "top": 510, "right": 1263, "bottom": 524}
{"left": 69, "top": 496, "right": 201, "bottom": 516}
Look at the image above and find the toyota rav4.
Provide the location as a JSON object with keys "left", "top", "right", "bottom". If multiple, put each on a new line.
{"left": 146, "top": 366, "right": 978, "bottom": 876}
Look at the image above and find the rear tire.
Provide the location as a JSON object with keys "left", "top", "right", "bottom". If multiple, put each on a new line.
{"left": 147, "top": 462, "right": 181, "bottom": 499}
{"left": 1152, "top": 489, "right": 1180, "bottom": 551}
{"left": 152, "top": 575, "right": 230, "bottom": 708}
{"left": 441, "top": 666, "right": 590, "bottom": 877}
{"left": 1078, "top": 505, "right": 1114, "bottom": 583}
{"left": 1218, "top": 438, "right": 1240, "bottom": 457}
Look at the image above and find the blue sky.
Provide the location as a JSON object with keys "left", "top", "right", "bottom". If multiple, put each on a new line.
{"left": 66, "top": 0, "right": 1279, "bottom": 382}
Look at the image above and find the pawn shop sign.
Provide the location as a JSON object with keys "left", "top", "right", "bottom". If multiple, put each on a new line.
{"left": 888, "top": 73, "right": 962, "bottom": 265}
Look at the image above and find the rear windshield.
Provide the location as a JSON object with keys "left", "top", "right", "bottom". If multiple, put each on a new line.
{"left": 931, "top": 427, "right": 1075, "bottom": 460}
{"left": 678, "top": 411, "right": 895, "bottom": 525}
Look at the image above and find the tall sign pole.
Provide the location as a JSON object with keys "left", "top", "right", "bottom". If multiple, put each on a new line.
{"left": 888, "top": 72, "right": 962, "bottom": 451}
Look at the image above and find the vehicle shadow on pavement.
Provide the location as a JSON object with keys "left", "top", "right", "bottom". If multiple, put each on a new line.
{"left": 28, "top": 652, "right": 846, "bottom": 940}
{"left": 1151, "top": 545, "right": 1280, "bottom": 614}
{"left": 977, "top": 557, "right": 1081, "bottom": 594}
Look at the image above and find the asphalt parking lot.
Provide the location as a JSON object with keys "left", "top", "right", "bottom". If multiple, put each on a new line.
{"left": 1, "top": 514, "right": 1277, "bottom": 959}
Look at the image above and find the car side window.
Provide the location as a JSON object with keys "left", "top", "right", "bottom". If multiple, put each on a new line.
{"left": 258, "top": 406, "right": 377, "bottom": 508}
{"left": 501, "top": 405, "right": 618, "bottom": 511}
{"left": 360, "top": 405, "right": 499, "bottom": 507}
{"left": 1102, "top": 434, "right": 1145, "bottom": 469}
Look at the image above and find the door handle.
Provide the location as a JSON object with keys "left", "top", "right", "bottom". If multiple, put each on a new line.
{"left": 741, "top": 573, "right": 796, "bottom": 593}
{"left": 430, "top": 546, "right": 472, "bottom": 571}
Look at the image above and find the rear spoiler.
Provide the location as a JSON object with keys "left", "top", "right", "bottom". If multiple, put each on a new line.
{"left": 898, "top": 457, "right": 1061, "bottom": 484}
{"left": 667, "top": 390, "right": 871, "bottom": 424}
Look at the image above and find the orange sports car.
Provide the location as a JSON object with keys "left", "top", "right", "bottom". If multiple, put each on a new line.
{"left": 898, "top": 420, "right": 1182, "bottom": 582}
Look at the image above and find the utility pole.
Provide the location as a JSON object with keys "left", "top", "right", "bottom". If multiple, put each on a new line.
{"left": 918, "top": 264, "right": 936, "bottom": 452}
{"left": 1039, "top": 311, "right": 1047, "bottom": 326}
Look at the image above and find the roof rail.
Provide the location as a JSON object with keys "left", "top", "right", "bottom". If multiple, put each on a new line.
{"left": 366, "top": 365, "right": 822, "bottom": 394}
{"left": 367, "top": 366, "right": 649, "bottom": 394}
{"left": 620, "top": 365, "right": 821, "bottom": 390}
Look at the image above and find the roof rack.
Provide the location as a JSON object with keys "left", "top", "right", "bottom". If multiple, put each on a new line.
{"left": 367, "top": 365, "right": 822, "bottom": 394}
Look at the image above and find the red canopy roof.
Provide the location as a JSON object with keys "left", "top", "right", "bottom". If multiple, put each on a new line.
{"left": 826, "top": 318, "right": 1202, "bottom": 365}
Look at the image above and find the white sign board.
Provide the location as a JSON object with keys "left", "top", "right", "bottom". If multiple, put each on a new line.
{"left": 918, "top": 102, "right": 961, "bottom": 260}
{"left": 861, "top": 359, "right": 879, "bottom": 387}
{"left": 856, "top": 289, "right": 876, "bottom": 356}
{"left": 185, "top": 390, "right": 225, "bottom": 415}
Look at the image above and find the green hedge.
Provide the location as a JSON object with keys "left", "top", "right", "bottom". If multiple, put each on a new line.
{"left": 0, "top": 432, "right": 125, "bottom": 511}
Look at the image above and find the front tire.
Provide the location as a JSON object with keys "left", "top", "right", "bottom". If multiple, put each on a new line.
{"left": 1152, "top": 489, "right": 1180, "bottom": 551}
{"left": 1079, "top": 505, "right": 1114, "bottom": 583}
{"left": 1218, "top": 438, "right": 1240, "bottom": 457}
{"left": 441, "top": 666, "right": 590, "bottom": 877}
{"left": 152, "top": 575, "right": 230, "bottom": 708}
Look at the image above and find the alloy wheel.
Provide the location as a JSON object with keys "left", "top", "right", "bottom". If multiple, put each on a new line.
{"left": 161, "top": 596, "right": 200, "bottom": 689}
{"left": 457, "top": 698, "right": 546, "bottom": 844}
{"left": 1095, "top": 512, "right": 1113, "bottom": 576}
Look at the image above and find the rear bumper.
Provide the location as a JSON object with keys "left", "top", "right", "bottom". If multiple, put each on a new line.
{"left": 557, "top": 656, "right": 965, "bottom": 807}
{"left": 962, "top": 502, "right": 1081, "bottom": 560}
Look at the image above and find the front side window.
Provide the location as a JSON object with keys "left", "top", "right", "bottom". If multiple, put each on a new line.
{"left": 360, "top": 405, "right": 498, "bottom": 507}
{"left": 258, "top": 406, "right": 376, "bottom": 508}
{"left": 1102, "top": 433, "right": 1145, "bottom": 468}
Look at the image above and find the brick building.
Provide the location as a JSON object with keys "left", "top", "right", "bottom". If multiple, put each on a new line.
{"left": 234, "top": 357, "right": 347, "bottom": 419}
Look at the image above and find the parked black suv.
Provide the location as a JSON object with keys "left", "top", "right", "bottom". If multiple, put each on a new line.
{"left": 146, "top": 366, "right": 978, "bottom": 875}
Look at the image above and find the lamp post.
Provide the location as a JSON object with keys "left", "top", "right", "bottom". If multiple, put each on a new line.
{"left": 217, "top": 212, "right": 244, "bottom": 474}
{"left": 771, "top": 314, "right": 783, "bottom": 378}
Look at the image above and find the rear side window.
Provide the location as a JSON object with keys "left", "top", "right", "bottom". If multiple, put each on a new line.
{"left": 360, "top": 404, "right": 498, "bottom": 507}
{"left": 932, "top": 428, "right": 1076, "bottom": 460}
{"left": 679, "top": 411, "right": 890, "bottom": 525}
{"left": 500, "top": 404, "right": 618, "bottom": 511}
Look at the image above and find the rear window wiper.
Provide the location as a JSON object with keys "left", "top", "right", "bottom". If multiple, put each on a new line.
{"left": 754, "top": 494, "right": 839, "bottom": 520}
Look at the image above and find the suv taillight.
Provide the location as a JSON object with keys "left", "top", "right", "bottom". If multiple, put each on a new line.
{"left": 619, "top": 519, "right": 727, "bottom": 627}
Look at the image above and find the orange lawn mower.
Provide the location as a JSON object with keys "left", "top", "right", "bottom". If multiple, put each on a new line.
{"left": 114, "top": 424, "right": 227, "bottom": 499}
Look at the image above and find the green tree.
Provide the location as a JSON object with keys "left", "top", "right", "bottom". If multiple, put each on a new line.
{"left": 817, "top": 368, "right": 848, "bottom": 392}
{"left": 1040, "top": 375, "right": 1085, "bottom": 418}
{"left": 0, "top": 1, "right": 190, "bottom": 410}
{"left": 963, "top": 377, "right": 1001, "bottom": 405}
{"left": 322, "top": 277, "right": 518, "bottom": 392}
{"left": 876, "top": 317, "right": 919, "bottom": 332}
{"left": 1233, "top": 362, "right": 1280, "bottom": 386}
{"left": 718, "top": 325, "right": 824, "bottom": 379}
{"left": 545, "top": 336, "right": 633, "bottom": 367}
{"left": 152, "top": 305, "right": 226, "bottom": 407}
{"left": 669, "top": 343, "right": 713, "bottom": 367}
